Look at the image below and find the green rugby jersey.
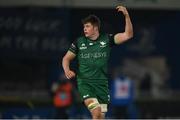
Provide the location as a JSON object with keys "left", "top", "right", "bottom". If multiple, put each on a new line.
{"left": 69, "top": 33, "right": 115, "bottom": 83}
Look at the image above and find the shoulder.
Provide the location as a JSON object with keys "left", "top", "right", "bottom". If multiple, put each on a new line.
{"left": 71, "top": 36, "right": 85, "bottom": 45}
{"left": 100, "top": 33, "right": 114, "bottom": 38}
{"left": 100, "top": 33, "right": 108, "bottom": 37}
{"left": 76, "top": 36, "right": 86, "bottom": 43}
{"left": 101, "top": 33, "right": 116, "bottom": 47}
{"left": 78, "top": 35, "right": 86, "bottom": 40}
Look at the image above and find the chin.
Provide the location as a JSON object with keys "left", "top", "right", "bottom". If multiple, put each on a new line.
{"left": 85, "top": 34, "right": 89, "bottom": 37}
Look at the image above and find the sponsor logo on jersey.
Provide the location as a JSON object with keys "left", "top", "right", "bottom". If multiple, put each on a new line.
{"left": 81, "top": 43, "right": 85, "bottom": 46}
{"left": 80, "top": 43, "right": 87, "bottom": 50}
{"left": 80, "top": 52, "right": 107, "bottom": 59}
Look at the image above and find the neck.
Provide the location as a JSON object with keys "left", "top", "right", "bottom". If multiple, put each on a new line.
{"left": 89, "top": 32, "right": 100, "bottom": 40}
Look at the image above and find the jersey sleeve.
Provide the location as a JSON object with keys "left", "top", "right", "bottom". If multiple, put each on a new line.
{"left": 68, "top": 40, "right": 78, "bottom": 55}
{"left": 108, "top": 34, "right": 116, "bottom": 47}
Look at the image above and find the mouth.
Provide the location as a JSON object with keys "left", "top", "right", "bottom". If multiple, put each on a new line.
{"left": 84, "top": 32, "right": 88, "bottom": 36}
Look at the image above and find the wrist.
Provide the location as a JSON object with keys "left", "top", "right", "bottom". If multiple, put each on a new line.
{"left": 64, "top": 68, "right": 70, "bottom": 73}
{"left": 124, "top": 13, "right": 129, "bottom": 17}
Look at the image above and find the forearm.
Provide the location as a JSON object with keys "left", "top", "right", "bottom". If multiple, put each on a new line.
{"left": 62, "top": 52, "right": 76, "bottom": 79}
{"left": 114, "top": 6, "right": 133, "bottom": 44}
{"left": 124, "top": 13, "right": 133, "bottom": 37}
{"left": 62, "top": 56, "right": 71, "bottom": 73}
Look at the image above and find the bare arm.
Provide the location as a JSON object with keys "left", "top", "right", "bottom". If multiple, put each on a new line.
{"left": 114, "top": 5, "right": 133, "bottom": 44}
{"left": 62, "top": 51, "right": 76, "bottom": 79}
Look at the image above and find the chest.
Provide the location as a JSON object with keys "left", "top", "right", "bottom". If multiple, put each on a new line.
{"left": 78, "top": 40, "right": 109, "bottom": 53}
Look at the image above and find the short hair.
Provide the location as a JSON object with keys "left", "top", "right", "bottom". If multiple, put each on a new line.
{"left": 82, "top": 14, "right": 101, "bottom": 30}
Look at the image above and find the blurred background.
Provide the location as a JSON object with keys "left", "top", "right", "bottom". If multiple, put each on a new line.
{"left": 0, "top": 0, "right": 180, "bottom": 119}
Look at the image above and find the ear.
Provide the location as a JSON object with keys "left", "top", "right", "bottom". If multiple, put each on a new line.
{"left": 94, "top": 26, "right": 98, "bottom": 31}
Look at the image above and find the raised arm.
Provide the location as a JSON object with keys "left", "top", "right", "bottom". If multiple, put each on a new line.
{"left": 62, "top": 51, "right": 76, "bottom": 79}
{"left": 114, "top": 5, "right": 133, "bottom": 45}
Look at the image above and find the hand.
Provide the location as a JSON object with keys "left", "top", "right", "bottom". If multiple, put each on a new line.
{"left": 116, "top": 5, "right": 129, "bottom": 16}
{"left": 65, "top": 70, "right": 76, "bottom": 79}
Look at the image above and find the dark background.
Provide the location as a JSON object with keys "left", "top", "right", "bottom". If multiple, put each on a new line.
{"left": 0, "top": 6, "right": 180, "bottom": 118}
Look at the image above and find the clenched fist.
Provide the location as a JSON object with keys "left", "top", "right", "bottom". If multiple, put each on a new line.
{"left": 116, "top": 5, "right": 129, "bottom": 16}
{"left": 65, "top": 70, "right": 76, "bottom": 79}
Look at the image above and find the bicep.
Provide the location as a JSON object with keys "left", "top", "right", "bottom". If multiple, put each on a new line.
{"left": 114, "top": 33, "right": 130, "bottom": 45}
{"left": 64, "top": 51, "right": 76, "bottom": 61}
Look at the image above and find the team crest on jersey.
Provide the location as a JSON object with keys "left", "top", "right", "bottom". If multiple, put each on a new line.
{"left": 79, "top": 43, "right": 87, "bottom": 50}
{"left": 100, "top": 41, "right": 106, "bottom": 47}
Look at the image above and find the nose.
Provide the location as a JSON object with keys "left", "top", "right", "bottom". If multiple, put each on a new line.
{"left": 84, "top": 27, "right": 86, "bottom": 32}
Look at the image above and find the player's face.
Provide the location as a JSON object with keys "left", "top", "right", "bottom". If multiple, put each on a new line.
{"left": 83, "top": 22, "right": 97, "bottom": 37}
